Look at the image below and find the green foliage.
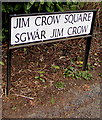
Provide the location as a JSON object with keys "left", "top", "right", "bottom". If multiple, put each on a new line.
{"left": 45, "top": 2, "right": 54, "bottom": 12}
{"left": 38, "top": 71, "right": 45, "bottom": 74}
{"left": 87, "top": 63, "right": 94, "bottom": 70}
{"left": 35, "top": 71, "right": 46, "bottom": 83}
{"left": 35, "top": 75, "right": 46, "bottom": 83}
{"left": 75, "top": 71, "right": 92, "bottom": 80}
{"left": 55, "top": 81, "right": 65, "bottom": 89}
{"left": 70, "top": 58, "right": 75, "bottom": 64}
{"left": 50, "top": 96, "right": 55, "bottom": 104}
{"left": 99, "top": 73, "right": 102, "bottom": 77}
{"left": 64, "top": 66, "right": 75, "bottom": 78}
{"left": 77, "top": 57, "right": 82, "bottom": 61}
{"left": 0, "top": 61, "right": 5, "bottom": 66}
{"left": 14, "top": 4, "right": 22, "bottom": 12}
{"left": 77, "top": 2, "right": 85, "bottom": 9}
{"left": 56, "top": 3, "right": 64, "bottom": 12}
{"left": 23, "top": 48, "right": 28, "bottom": 54}
{"left": 70, "top": 4, "right": 77, "bottom": 10}
{"left": 12, "top": 106, "right": 16, "bottom": 110}
{"left": 2, "top": 4, "right": 13, "bottom": 13}
{"left": 2, "top": 28, "right": 8, "bottom": 40}
{"left": 52, "top": 65, "right": 60, "bottom": 69}
{"left": 64, "top": 66, "right": 92, "bottom": 80}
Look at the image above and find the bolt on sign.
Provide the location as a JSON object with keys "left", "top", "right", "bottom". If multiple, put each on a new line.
{"left": 7, "top": 10, "right": 96, "bottom": 95}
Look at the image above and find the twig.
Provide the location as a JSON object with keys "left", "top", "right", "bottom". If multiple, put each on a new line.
{"left": 13, "top": 94, "right": 34, "bottom": 100}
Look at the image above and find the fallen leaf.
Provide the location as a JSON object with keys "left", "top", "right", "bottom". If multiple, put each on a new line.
{"left": 79, "top": 61, "right": 83, "bottom": 64}
{"left": 19, "top": 53, "right": 23, "bottom": 55}
{"left": 94, "top": 63, "right": 98, "bottom": 66}
{"left": 82, "top": 84, "right": 90, "bottom": 91}
{"left": 94, "top": 53, "right": 98, "bottom": 56}
{"left": 76, "top": 61, "right": 83, "bottom": 65}
{"left": 59, "top": 56, "right": 65, "bottom": 59}
{"left": 29, "top": 100, "right": 36, "bottom": 106}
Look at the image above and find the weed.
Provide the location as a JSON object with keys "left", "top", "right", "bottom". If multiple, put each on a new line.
{"left": 64, "top": 66, "right": 75, "bottom": 78}
{"left": 77, "top": 57, "right": 82, "bottom": 61}
{"left": 55, "top": 81, "right": 65, "bottom": 89}
{"left": 99, "top": 73, "right": 102, "bottom": 77}
{"left": 99, "top": 61, "right": 102, "bottom": 63}
{"left": 87, "top": 63, "right": 94, "bottom": 70}
{"left": 35, "top": 75, "right": 46, "bottom": 83}
{"left": 75, "top": 71, "right": 92, "bottom": 80}
{"left": 12, "top": 106, "right": 16, "bottom": 110}
{"left": 23, "top": 48, "right": 27, "bottom": 52}
{"left": 50, "top": 96, "right": 55, "bottom": 104}
{"left": 35, "top": 71, "right": 46, "bottom": 83}
{"left": 38, "top": 71, "right": 45, "bottom": 74}
{"left": 52, "top": 65, "right": 60, "bottom": 69}
{"left": 64, "top": 66, "right": 92, "bottom": 80}
{"left": 70, "top": 58, "right": 75, "bottom": 64}
{"left": 77, "top": 64, "right": 83, "bottom": 68}
{"left": 0, "top": 61, "right": 5, "bottom": 66}
{"left": 76, "top": 61, "right": 94, "bottom": 70}
{"left": 51, "top": 64, "right": 60, "bottom": 73}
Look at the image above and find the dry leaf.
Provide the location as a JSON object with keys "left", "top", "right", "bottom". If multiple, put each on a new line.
{"left": 82, "top": 84, "right": 90, "bottom": 91}
{"left": 76, "top": 61, "right": 83, "bottom": 64}
{"left": 29, "top": 100, "right": 36, "bottom": 106}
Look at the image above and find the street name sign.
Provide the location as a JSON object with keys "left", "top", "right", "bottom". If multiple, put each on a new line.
{"left": 7, "top": 10, "right": 96, "bottom": 95}
{"left": 10, "top": 10, "right": 95, "bottom": 47}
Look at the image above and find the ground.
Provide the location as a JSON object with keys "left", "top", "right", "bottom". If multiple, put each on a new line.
{"left": 2, "top": 20, "right": 102, "bottom": 118}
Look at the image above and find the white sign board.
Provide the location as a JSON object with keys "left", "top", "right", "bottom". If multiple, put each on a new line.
{"left": 10, "top": 11, "right": 94, "bottom": 45}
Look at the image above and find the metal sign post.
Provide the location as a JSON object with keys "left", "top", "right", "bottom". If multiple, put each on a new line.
{"left": 83, "top": 36, "right": 92, "bottom": 70}
{"left": 7, "top": 10, "right": 97, "bottom": 95}
{"left": 7, "top": 48, "right": 11, "bottom": 95}
{"left": 83, "top": 10, "right": 96, "bottom": 70}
